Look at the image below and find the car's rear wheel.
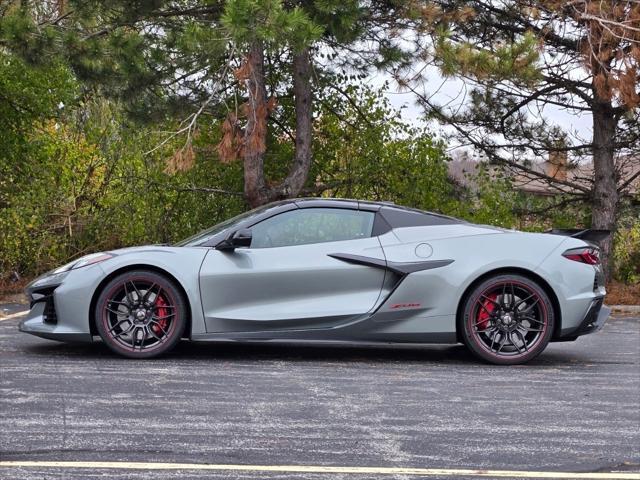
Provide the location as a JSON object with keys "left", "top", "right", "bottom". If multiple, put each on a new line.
{"left": 460, "top": 274, "right": 554, "bottom": 365}
{"left": 95, "top": 270, "right": 186, "bottom": 359}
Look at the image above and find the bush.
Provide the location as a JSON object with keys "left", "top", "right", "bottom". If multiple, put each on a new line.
{"left": 0, "top": 98, "right": 245, "bottom": 279}
{"left": 613, "top": 216, "right": 640, "bottom": 285}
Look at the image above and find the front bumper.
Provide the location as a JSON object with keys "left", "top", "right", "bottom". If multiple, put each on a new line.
{"left": 19, "top": 301, "right": 93, "bottom": 342}
{"left": 19, "top": 265, "right": 104, "bottom": 343}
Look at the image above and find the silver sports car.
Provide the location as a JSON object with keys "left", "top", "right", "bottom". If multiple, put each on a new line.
{"left": 20, "top": 198, "right": 610, "bottom": 364}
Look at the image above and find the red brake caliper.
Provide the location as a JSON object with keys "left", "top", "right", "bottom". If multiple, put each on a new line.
{"left": 152, "top": 295, "right": 168, "bottom": 335}
{"left": 477, "top": 294, "right": 498, "bottom": 330}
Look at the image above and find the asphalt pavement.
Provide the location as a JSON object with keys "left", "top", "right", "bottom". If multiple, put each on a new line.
{"left": 1, "top": 310, "right": 639, "bottom": 479}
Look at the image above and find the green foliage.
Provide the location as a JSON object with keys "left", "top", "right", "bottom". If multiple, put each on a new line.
{"left": 0, "top": 52, "right": 76, "bottom": 140}
{"left": 311, "top": 85, "right": 454, "bottom": 212}
{"left": 613, "top": 215, "right": 640, "bottom": 284}
{"left": 453, "top": 165, "right": 519, "bottom": 227}
{"left": 222, "top": 0, "right": 323, "bottom": 49}
{"left": 435, "top": 30, "right": 541, "bottom": 85}
{"left": 0, "top": 96, "right": 245, "bottom": 277}
{"left": 309, "top": 84, "right": 533, "bottom": 230}
{"left": 0, "top": 52, "right": 78, "bottom": 260}
{"left": 309, "top": 0, "right": 363, "bottom": 43}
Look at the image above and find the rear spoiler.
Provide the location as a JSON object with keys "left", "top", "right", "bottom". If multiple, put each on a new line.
{"left": 545, "top": 228, "right": 610, "bottom": 242}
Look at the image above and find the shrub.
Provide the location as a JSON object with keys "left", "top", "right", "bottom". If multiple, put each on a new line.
{"left": 613, "top": 217, "right": 640, "bottom": 285}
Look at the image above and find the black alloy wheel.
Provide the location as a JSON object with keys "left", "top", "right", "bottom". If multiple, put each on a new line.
{"left": 460, "top": 274, "right": 554, "bottom": 365}
{"left": 95, "top": 270, "right": 186, "bottom": 358}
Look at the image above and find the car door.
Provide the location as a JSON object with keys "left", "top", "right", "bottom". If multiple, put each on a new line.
{"left": 199, "top": 207, "right": 387, "bottom": 333}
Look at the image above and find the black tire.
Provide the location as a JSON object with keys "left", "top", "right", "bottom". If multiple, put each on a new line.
{"left": 95, "top": 270, "right": 187, "bottom": 359}
{"left": 459, "top": 274, "right": 554, "bottom": 365}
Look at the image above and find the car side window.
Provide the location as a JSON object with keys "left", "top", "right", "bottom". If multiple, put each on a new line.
{"left": 250, "top": 208, "right": 375, "bottom": 248}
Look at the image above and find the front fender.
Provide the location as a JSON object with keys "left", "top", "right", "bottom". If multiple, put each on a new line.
{"left": 97, "top": 246, "right": 209, "bottom": 336}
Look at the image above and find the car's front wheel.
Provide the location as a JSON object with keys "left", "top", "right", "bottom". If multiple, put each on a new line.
{"left": 95, "top": 270, "right": 186, "bottom": 359}
{"left": 460, "top": 274, "right": 554, "bottom": 365}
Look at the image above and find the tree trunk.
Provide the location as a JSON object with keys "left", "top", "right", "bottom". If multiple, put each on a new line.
{"left": 240, "top": 45, "right": 314, "bottom": 208}
{"left": 281, "top": 47, "right": 313, "bottom": 197}
{"left": 590, "top": 101, "right": 619, "bottom": 279}
{"left": 242, "top": 41, "right": 270, "bottom": 208}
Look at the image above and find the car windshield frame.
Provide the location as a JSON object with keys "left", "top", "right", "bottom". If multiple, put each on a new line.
{"left": 174, "top": 203, "right": 279, "bottom": 247}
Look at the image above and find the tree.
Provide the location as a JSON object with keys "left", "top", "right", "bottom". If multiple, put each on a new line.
{"left": 177, "top": 0, "right": 419, "bottom": 208}
{"left": 0, "top": 49, "right": 77, "bottom": 275}
{"left": 218, "top": 1, "right": 322, "bottom": 206}
{"left": 1, "top": 0, "right": 416, "bottom": 208}
{"left": 310, "top": 84, "right": 454, "bottom": 209}
{"left": 403, "top": 0, "right": 640, "bottom": 275}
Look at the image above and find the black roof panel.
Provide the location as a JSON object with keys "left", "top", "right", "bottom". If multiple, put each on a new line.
{"left": 292, "top": 197, "right": 463, "bottom": 224}
{"left": 379, "top": 206, "right": 463, "bottom": 228}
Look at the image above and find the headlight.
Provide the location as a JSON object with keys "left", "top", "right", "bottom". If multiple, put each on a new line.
{"left": 52, "top": 252, "right": 115, "bottom": 274}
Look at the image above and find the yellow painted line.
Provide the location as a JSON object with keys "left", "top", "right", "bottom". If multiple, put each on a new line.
{"left": 1, "top": 461, "right": 639, "bottom": 479}
{"left": 0, "top": 310, "right": 27, "bottom": 321}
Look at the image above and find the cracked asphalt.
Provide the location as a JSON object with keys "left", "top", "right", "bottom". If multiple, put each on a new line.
{"left": 0, "top": 311, "right": 639, "bottom": 479}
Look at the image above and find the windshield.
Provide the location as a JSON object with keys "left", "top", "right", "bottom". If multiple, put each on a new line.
{"left": 174, "top": 203, "right": 279, "bottom": 247}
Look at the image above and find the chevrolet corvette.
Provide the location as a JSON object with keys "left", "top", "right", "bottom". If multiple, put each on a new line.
{"left": 20, "top": 198, "right": 610, "bottom": 364}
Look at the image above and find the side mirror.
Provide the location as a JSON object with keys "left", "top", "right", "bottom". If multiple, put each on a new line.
{"left": 216, "top": 229, "right": 252, "bottom": 251}
{"left": 231, "top": 229, "right": 252, "bottom": 248}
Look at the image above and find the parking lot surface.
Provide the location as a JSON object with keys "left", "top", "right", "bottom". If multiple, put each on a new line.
{"left": 1, "top": 313, "right": 639, "bottom": 479}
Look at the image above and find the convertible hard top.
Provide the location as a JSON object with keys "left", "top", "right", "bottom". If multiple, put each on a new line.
{"left": 291, "top": 197, "right": 464, "bottom": 228}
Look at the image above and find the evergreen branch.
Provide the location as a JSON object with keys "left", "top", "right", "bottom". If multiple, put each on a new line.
{"left": 618, "top": 170, "right": 640, "bottom": 193}
{"left": 500, "top": 85, "right": 566, "bottom": 131}
{"left": 38, "top": 10, "right": 75, "bottom": 26}
{"left": 408, "top": 85, "right": 593, "bottom": 195}
{"left": 541, "top": 74, "right": 594, "bottom": 106}
{"left": 512, "top": 196, "right": 587, "bottom": 216}
{"left": 152, "top": 6, "right": 225, "bottom": 19}
{"left": 144, "top": 47, "right": 236, "bottom": 156}
{"left": 469, "top": 0, "right": 581, "bottom": 52}
{"left": 486, "top": 142, "right": 595, "bottom": 153}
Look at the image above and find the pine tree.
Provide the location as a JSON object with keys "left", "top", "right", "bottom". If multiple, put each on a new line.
{"left": 1, "top": 0, "right": 413, "bottom": 208}
{"left": 406, "top": 0, "right": 640, "bottom": 275}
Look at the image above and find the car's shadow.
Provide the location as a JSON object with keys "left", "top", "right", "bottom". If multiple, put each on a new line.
{"left": 21, "top": 338, "right": 591, "bottom": 367}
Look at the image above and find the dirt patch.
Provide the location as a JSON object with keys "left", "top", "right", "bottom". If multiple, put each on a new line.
{"left": 0, "top": 293, "right": 28, "bottom": 304}
{"left": 0, "top": 278, "right": 29, "bottom": 303}
{"left": 606, "top": 281, "right": 640, "bottom": 306}
{"left": 0, "top": 275, "right": 29, "bottom": 304}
